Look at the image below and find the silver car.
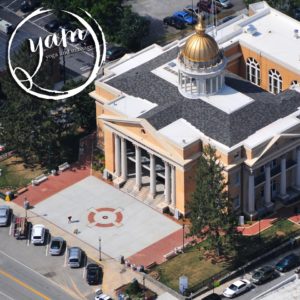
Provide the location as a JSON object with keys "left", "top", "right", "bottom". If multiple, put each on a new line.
{"left": 0, "top": 205, "right": 10, "bottom": 226}
{"left": 68, "top": 247, "right": 82, "bottom": 268}
{"left": 49, "top": 237, "right": 64, "bottom": 255}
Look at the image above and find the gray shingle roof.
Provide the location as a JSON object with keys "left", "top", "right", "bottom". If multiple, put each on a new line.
{"left": 107, "top": 47, "right": 300, "bottom": 147}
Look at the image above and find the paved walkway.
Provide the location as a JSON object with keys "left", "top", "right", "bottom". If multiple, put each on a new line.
{"left": 3, "top": 199, "right": 166, "bottom": 298}
{"left": 237, "top": 217, "right": 277, "bottom": 236}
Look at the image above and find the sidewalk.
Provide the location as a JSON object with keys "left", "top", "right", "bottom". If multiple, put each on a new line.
{"left": 4, "top": 199, "right": 166, "bottom": 298}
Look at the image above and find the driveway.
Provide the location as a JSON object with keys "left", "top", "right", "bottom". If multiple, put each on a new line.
{"left": 32, "top": 176, "right": 181, "bottom": 259}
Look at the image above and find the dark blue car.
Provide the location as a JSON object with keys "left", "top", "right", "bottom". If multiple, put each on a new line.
{"left": 173, "top": 11, "right": 197, "bottom": 25}
{"left": 275, "top": 253, "right": 299, "bottom": 272}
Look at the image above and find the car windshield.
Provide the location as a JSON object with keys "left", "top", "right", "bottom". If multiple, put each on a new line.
{"left": 70, "top": 258, "right": 78, "bottom": 262}
{"left": 107, "top": 50, "right": 113, "bottom": 55}
{"left": 34, "top": 235, "right": 41, "bottom": 239}
{"left": 51, "top": 241, "right": 60, "bottom": 249}
{"left": 228, "top": 284, "right": 238, "bottom": 291}
{"left": 0, "top": 209, "right": 6, "bottom": 217}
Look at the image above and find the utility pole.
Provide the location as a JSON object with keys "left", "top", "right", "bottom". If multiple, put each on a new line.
{"left": 98, "top": 237, "right": 102, "bottom": 261}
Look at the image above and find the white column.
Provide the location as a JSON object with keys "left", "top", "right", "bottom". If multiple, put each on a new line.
{"left": 135, "top": 145, "right": 142, "bottom": 190}
{"left": 264, "top": 163, "right": 272, "bottom": 207}
{"left": 248, "top": 169, "right": 255, "bottom": 213}
{"left": 150, "top": 154, "right": 156, "bottom": 197}
{"left": 280, "top": 156, "right": 287, "bottom": 198}
{"left": 171, "top": 166, "right": 176, "bottom": 207}
{"left": 164, "top": 162, "right": 171, "bottom": 204}
{"left": 114, "top": 135, "right": 121, "bottom": 177}
{"left": 295, "top": 147, "right": 300, "bottom": 190}
{"left": 121, "top": 137, "right": 127, "bottom": 180}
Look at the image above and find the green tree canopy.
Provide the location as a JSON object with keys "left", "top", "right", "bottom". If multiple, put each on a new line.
{"left": 189, "top": 145, "right": 238, "bottom": 256}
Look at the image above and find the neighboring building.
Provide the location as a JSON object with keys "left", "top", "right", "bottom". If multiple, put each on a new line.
{"left": 91, "top": 1, "right": 300, "bottom": 219}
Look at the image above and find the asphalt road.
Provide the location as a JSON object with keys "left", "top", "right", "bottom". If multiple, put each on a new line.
{"left": 0, "top": 219, "right": 98, "bottom": 300}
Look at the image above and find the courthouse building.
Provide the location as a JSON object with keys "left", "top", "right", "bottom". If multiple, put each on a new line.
{"left": 91, "top": 1, "right": 300, "bottom": 218}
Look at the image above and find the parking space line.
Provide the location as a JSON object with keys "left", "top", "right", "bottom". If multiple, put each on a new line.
{"left": 33, "top": 12, "right": 53, "bottom": 23}
{"left": 9, "top": 215, "right": 13, "bottom": 236}
{"left": 45, "top": 233, "right": 50, "bottom": 256}
{"left": 6, "top": 0, "right": 19, "bottom": 8}
{"left": 0, "top": 290, "right": 15, "bottom": 300}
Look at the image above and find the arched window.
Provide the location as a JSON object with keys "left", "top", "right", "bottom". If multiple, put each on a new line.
{"left": 291, "top": 80, "right": 298, "bottom": 88}
{"left": 246, "top": 58, "right": 260, "bottom": 86}
{"left": 268, "top": 69, "right": 282, "bottom": 94}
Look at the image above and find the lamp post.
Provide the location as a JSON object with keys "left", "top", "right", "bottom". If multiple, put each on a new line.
{"left": 182, "top": 218, "right": 185, "bottom": 252}
{"left": 258, "top": 217, "right": 261, "bottom": 242}
{"left": 142, "top": 273, "right": 146, "bottom": 299}
{"left": 98, "top": 237, "right": 102, "bottom": 261}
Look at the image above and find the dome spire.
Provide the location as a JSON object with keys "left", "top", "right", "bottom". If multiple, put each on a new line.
{"left": 195, "top": 14, "right": 206, "bottom": 36}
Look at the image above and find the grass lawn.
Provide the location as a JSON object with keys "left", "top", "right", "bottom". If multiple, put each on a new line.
{"left": 153, "top": 219, "right": 300, "bottom": 293}
{"left": 154, "top": 242, "right": 230, "bottom": 292}
{"left": 0, "top": 156, "right": 45, "bottom": 190}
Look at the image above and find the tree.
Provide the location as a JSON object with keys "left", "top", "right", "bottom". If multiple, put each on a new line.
{"left": 115, "top": 6, "right": 150, "bottom": 51}
{"left": 0, "top": 42, "right": 67, "bottom": 168}
{"left": 188, "top": 145, "right": 238, "bottom": 256}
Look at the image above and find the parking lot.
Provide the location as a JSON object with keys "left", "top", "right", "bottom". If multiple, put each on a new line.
{"left": 0, "top": 213, "right": 98, "bottom": 300}
{"left": 0, "top": 0, "right": 96, "bottom": 77}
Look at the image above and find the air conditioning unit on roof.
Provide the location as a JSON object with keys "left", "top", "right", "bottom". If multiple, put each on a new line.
{"left": 246, "top": 24, "right": 257, "bottom": 35}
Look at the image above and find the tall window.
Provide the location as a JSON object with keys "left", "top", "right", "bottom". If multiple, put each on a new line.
{"left": 268, "top": 69, "right": 282, "bottom": 94}
{"left": 246, "top": 58, "right": 260, "bottom": 86}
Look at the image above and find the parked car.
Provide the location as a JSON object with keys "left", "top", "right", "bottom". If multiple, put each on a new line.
{"left": 0, "top": 205, "right": 10, "bottom": 226}
{"left": 275, "top": 253, "right": 300, "bottom": 272}
{"left": 251, "top": 265, "right": 276, "bottom": 284}
{"left": 49, "top": 237, "right": 64, "bottom": 255}
{"left": 31, "top": 224, "right": 46, "bottom": 245}
{"left": 202, "top": 293, "right": 222, "bottom": 300}
{"left": 163, "top": 16, "right": 186, "bottom": 30}
{"left": 86, "top": 263, "right": 102, "bottom": 285}
{"left": 215, "top": 0, "right": 233, "bottom": 9}
{"left": 68, "top": 247, "right": 82, "bottom": 268}
{"left": 20, "top": 0, "right": 40, "bottom": 13}
{"left": 223, "top": 279, "right": 252, "bottom": 298}
{"left": 173, "top": 11, "right": 197, "bottom": 25}
{"left": 106, "top": 46, "right": 127, "bottom": 61}
{"left": 95, "top": 294, "right": 112, "bottom": 300}
{"left": 45, "top": 20, "right": 60, "bottom": 33}
{"left": 13, "top": 217, "right": 29, "bottom": 240}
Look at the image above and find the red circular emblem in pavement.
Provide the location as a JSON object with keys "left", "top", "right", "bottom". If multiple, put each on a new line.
{"left": 87, "top": 207, "right": 123, "bottom": 228}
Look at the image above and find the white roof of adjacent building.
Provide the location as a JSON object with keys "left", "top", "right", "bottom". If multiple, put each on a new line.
{"left": 108, "top": 95, "right": 157, "bottom": 118}
{"left": 158, "top": 118, "right": 201, "bottom": 147}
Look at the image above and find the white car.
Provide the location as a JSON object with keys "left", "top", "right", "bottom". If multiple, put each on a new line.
{"left": 223, "top": 279, "right": 252, "bottom": 298}
{"left": 215, "top": 0, "right": 232, "bottom": 8}
{"left": 31, "top": 224, "right": 46, "bottom": 245}
{"left": 95, "top": 294, "right": 112, "bottom": 300}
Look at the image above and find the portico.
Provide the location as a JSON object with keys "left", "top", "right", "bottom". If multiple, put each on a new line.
{"left": 246, "top": 145, "right": 300, "bottom": 216}
{"left": 112, "top": 133, "right": 177, "bottom": 210}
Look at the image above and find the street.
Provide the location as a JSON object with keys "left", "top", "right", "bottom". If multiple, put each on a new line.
{"left": 0, "top": 219, "right": 98, "bottom": 300}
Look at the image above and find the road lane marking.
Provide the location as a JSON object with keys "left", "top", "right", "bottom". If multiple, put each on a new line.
{"left": 9, "top": 214, "right": 13, "bottom": 236}
{"left": 0, "top": 290, "right": 15, "bottom": 300}
{"left": 45, "top": 232, "right": 50, "bottom": 256}
{"left": 0, "top": 269, "right": 51, "bottom": 300}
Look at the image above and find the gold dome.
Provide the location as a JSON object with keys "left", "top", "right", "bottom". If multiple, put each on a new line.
{"left": 182, "top": 16, "right": 220, "bottom": 63}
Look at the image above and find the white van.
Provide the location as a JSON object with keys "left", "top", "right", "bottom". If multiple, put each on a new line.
{"left": 31, "top": 224, "right": 46, "bottom": 245}
{"left": 0, "top": 19, "right": 13, "bottom": 35}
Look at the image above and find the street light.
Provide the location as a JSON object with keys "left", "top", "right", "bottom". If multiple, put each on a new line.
{"left": 98, "top": 237, "right": 102, "bottom": 261}
{"left": 258, "top": 217, "right": 261, "bottom": 242}
{"left": 142, "top": 273, "right": 146, "bottom": 299}
{"left": 182, "top": 218, "right": 185, "bottom": 252}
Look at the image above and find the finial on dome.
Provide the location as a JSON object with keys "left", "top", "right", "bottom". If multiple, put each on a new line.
{"left": 195, "top": 14, "right": 206, "bottom": 35}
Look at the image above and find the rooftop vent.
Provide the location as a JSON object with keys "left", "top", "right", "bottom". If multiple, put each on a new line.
{"left": 246, "top": 24, "right": 257, "bottom": 35}
{"left": 294, "top": 29, "right": 299, "bottom": 39}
